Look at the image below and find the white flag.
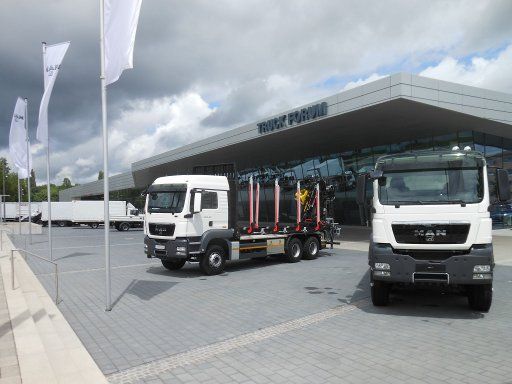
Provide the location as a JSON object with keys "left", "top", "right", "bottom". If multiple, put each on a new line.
{"left": 9, "top": 97, "right": 32, "bottom": 178}
{"left": 104, "top": 0, "right": 142, "bottom": 85}
{"left": 36, "top": 41, "right": 70, "bottom": 145}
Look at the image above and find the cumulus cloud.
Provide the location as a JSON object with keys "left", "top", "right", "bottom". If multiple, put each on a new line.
{"left": 341, "top": 73, "right": 386, "bottom": 91}
{"left": 419, "top": 44, "right": 512, "bottom": 93}
{"left": 32, "top": 92, "right": 221, "bottom": 184}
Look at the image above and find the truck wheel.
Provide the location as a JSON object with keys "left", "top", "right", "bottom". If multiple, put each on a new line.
{"left": 58, "top": 221, "right": 66, "bottom": 227}
{"left": 371, "top": 276, "right": 390, "bottom": 306}
{"left": 200, "top": 245, "right": 226, "bottom": 275}
{"left": 89, "top": 223, "right": 99, "bottom": 229}
{"left": 119, "top": 222, "right": 130, "bottom": 231}
{"left": 467, "top": 284, "right": 492, "bottom": 312}
{"left": 302, "top": 237, "right": 320, "bottom": 260}
{"left": 286, "top": 238, "right": 303, "bottom": 263}
{"left": 161, "top": 259, "right": 186, "bottom": 270}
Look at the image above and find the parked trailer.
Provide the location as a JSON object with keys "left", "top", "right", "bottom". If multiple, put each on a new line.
{"left": 41, "top": 202, "right": 73, "bottom": 227}
{"left": 40, "top": 201, "right": 143, "bottom": 230}
{"left": 72, "top": 200, "right": 143, "bottom": 230}
{"left": 1, "top": 202, "right": 41, "bottom": 221}
{"left": 144, "top": 164, "right": 337, "bottom": 275}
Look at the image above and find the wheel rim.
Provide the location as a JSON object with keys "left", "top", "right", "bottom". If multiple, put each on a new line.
{"left": 292, "top": 243, "right": 301, "bottom": 258}
{"left": 121, "top": 224, "right": 129, "bottom": 230}
{"left": 209, "top": 252, "right": 222, "bottom": 268}
{"left": 309, "top": 241, "right": 318, "bottom": 256}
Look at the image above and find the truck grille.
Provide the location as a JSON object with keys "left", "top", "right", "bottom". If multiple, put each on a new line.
{"left": 392, "top": 224, "right": 469, "bottom": 244}
{"left": 149, "top": 223, "right": 175, "bottom": 236}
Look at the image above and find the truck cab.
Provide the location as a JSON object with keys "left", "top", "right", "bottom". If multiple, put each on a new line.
{"left": 357, "top": 149, "right": 511, "bottom": 311}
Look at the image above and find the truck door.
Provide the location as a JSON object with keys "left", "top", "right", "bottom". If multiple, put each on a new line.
{"left": 188, "top": 190, "right": 228, "bottom": 236}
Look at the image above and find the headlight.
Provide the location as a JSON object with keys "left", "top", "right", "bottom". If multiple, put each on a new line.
{"left": 374, "top": 270, "right": 390, "bottom": 277}
{"left": 473, "top": 265, "right": 491, "bottom": 273}
{"left": 375, "top": 263, "right": 390, "bottom": 270}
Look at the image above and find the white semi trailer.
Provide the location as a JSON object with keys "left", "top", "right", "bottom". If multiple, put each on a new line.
{"left": 357, "top": 148, "right": 511, "bottom": 311}
{"left": 1, "top": 202, "right": 41, "bottom": 221}
{"left": 40, "top": 201, "right": 143, "bottom": 230}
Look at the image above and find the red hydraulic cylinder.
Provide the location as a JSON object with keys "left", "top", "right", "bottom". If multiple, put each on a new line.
{"left": 248, "top": 176, "right": 254, "bottom": 233}
{"left": 295, "top": 180, "right": 301, "bottom": 231}
{"left": 273, "top": 178, "right": 280, "bottom": 232}
{"left": 315, "top": 183, "right": 321, "bottom": 231}
{"left": 255, "top": 181, "right": 260, "bottom": 230}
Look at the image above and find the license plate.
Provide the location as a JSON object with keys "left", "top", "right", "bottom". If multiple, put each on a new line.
{"left": 155, "top": 244, "right": 165, "bottom": 250}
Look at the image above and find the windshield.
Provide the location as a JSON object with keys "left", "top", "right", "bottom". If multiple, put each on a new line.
{"left": 147, "top": 183, "right": 187, "bottom": 213}
{"left": 377, "top": 152, "right": 484, "bottom": 205}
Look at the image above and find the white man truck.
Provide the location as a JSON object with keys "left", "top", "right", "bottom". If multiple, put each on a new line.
{"left": 144, "top": 165, "right": 336, "bottom": 275}
{"left": 357, "top": 149, "right": 511, "bottom": 311}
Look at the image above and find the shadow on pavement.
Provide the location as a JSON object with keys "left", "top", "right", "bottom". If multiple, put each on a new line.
{"left": 146, "top": 251, "right": 336, "bottom": 278}
{"left": 55, "top": 252, "right": 93, "bottom": 261}
{"left": 112, "top": 279, "right": 178, "bottom": 308}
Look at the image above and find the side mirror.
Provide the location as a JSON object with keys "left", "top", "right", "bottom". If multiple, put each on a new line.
{"left": 193, "top": 191, "right": 202, "bottom": 213}
{"left": 356, "top": 174, "right": 367, "bottom": 206}
{"left": 496, "top": 169, "right": 511, "bottom": 202}
{"left": 369, "top": 170, "right": 383, "bottom": 179}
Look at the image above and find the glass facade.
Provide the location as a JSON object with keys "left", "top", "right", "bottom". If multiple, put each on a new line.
{"left": 235, "top": 130, "right": 512, "bottom": 227}
{"left": 82, "top": 130, "right": 512, "bottom": 228}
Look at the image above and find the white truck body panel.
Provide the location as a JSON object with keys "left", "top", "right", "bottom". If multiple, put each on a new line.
{"left": 72, "top": 200, "right": 127, "bottom": 222}
{"left": 41, "top": 202, "right": 73, "bottom": 221}
{"left": 1, "top": 202, "right": 41, "bottom": 220}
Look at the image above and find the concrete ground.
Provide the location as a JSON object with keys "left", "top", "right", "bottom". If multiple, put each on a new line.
{"left": 7, "top": 226, "right": 512, "bottom": 384}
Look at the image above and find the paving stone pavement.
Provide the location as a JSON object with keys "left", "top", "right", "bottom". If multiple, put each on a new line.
{"left": 0, "top": 267, "right": 21, "bottom": 384}
{"left": 9, "top": 228, "right": 512, "bottom": 384}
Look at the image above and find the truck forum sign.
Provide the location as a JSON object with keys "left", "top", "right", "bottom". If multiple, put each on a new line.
{"left": 257, "top": 101, "right": 328, "bottom": 134}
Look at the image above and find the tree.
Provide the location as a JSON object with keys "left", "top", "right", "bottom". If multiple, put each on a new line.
{"left": 62, "top": 178, "right": 72, "bottom": 189}
{"left": 30, "top": 169, "right": 36, "bottom": 189}
{"left": 98, "top": 170, "right": 104, "bottom": 180}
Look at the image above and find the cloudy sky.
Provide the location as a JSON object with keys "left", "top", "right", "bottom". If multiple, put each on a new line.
{"left": 1, "top": 0, "right": 511, "bottom": 185}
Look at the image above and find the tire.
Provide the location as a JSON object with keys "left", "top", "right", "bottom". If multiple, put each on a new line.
{"left": 467, "top": 284, "right": 492, "bottom": 312}
{"left": 119, "top": 222, "right": 130, "bottom": 231}
{"left": 58, "top": 221, "right": 66, "bottom": 228}
{"left": 302, "top": 237, "right": 320, "bottom": 260}
{"left": 200, "top": 245, "right": 226, "bottom": 275}
{"left": 89, "top": 223, "right": 99, "bottom": 229}
{"left": 285, "top": 237, "right": 303, "bottom": 263}
{"left": 371, "top": 275, "right": 390, "bottom": 306}
{"left": 161, "top": 259, "right": 186, "bottom": 270}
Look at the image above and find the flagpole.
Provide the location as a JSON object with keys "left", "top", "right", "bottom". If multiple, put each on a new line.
{"left": 100, "top": 0, "right": 112, "bottom": 311}
{"left": 24, "top": 98, "right": 32, "bottom": 244}
{"left": 17, "top": 177, "right": 21, "bottom": 235}
{"left": 41, "top": 42, "right": 53, "bottom": 261}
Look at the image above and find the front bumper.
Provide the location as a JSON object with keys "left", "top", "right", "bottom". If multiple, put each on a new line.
{"left": 369, "top": 242, "right": 494, "bottom": 285}
{"left": 144, "top": 236, "right": 188, "bottom": 260}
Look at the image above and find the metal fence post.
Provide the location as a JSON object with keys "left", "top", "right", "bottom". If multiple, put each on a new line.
{"left": 55, "top": 264, "right": 59, "bottom": 304}
{"left": 10, "top": 250, "right": 14, "bottom": 290}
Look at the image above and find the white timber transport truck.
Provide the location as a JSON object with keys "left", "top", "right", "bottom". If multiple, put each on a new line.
{"left": 357, "top": 148, "right": 511, "bottom": 311}
{"left": 144, "top": 164, "right": 337, "bottom": 275}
